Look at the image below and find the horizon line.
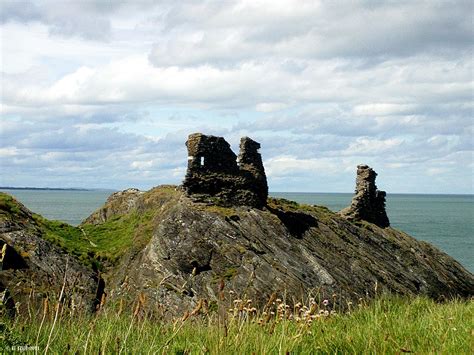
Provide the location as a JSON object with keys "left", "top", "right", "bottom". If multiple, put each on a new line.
{"left": 1, "top": 186, "right": 472, "bottom": 196}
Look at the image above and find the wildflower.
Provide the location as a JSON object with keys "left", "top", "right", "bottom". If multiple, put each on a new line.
{"left": 324, "top": 310, "right": 329, "bottom": 317}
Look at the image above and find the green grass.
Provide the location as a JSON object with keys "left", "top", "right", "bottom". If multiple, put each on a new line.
{"left": 0, "top": 194, "right": 22, "bottom": 219}
{"left": 267, "top": 197, "right": 333, "bottom": 215}
{"left": 1, "top": 296, "right": 472, "bottom": 354}
{"left": 0, "top": 191, "right": 166, "bottom": 270}
{"left": 81, "top": 209, "right": 156, "bottom": 265}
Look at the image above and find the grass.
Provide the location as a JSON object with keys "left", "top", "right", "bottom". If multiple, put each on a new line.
{"left": 0, "top": 190, "right": 170, "bottom": 269}
{"left": 1, "top": 295, "right": 472, "bottom": 354}
{"left": 81, "top": 209, "right": 156, "bottom": 266}
{"left": 267, "top": 197, "right": 334, "bottom": 220}
{"left": 0, "top": 194, "right": 22, "bottom": 219}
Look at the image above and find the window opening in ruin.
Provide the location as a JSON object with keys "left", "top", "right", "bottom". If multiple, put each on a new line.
{"left": 200, "top": 156, "right": 205, "bottom": 166}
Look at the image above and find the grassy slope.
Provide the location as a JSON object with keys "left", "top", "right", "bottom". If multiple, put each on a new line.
{"left": 0, "top": 188, "right": 175, "bottom": 269}
{"left": 1, "top": 296, "right": 472, "bottom": 353}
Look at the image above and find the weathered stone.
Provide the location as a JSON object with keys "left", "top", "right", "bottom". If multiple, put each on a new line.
{"left": 83, "top": 188, "right": 144, "bottom": 225}
{"left": 238, "top": 137, "right": 268, "bottom": 207}
{"left": 182, "top": 133, "right": 268, "bottom": 208}
{"left": 340, "top": 164, "right": 390, "bottom": 227}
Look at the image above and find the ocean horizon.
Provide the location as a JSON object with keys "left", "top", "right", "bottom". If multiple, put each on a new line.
{"left": 1, "top": 188, "right": 472, "bottom": 273}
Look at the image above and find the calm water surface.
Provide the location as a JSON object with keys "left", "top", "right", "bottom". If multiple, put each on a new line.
{"left": 2, "top": 189, "right": 473, "bottom": 272}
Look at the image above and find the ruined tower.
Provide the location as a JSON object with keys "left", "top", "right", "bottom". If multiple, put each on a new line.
{"left": 340, "top": 164, "right": 390, "bottom": 228}
{"left": 182, "top": 133, "right": 268, "bottom": 208}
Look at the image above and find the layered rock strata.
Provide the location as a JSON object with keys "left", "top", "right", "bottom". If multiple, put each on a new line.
{"left": 90, "top": 187, "right": 474, "bottom": 317}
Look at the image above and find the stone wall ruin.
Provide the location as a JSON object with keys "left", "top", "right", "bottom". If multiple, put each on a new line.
{"left": 339, "top": 164, "right": 390, "bottom": 228}
{"left": 182, "top": 133, "right": 268, "bottom": 208}
{"left": 183, "top": 134, "right": 390, "bottom": 225}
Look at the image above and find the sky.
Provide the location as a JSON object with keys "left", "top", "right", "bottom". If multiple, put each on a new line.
{"left": 0, "top": 0, "right": 473, "bottom": 194}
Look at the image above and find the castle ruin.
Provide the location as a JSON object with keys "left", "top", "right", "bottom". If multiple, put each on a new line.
{"left": 183, "top": 134, "right": 390, "bottom": 227}
{"left": 340, "top": 164, "right": 390, "bottom": 228}
{"left": 182, "top": 133, "right": 268, "bottom": 208}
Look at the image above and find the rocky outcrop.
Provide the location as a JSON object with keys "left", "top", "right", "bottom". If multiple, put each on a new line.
{"left": 182, "top": 133, "right": 268, "bottom": 208}
{"left": 85, "top": 187, "right": 474, "bottom": 318}
{"left": 83, "top": 188, "right": 143, "bottom": 225}
{"left": 0, "top": 193, "right": 103, "bottom": 314}
{"left": 2, "top": 186, "right": 473, "bottom": 319}
{"left": 340, "top": 165, "right": 390, "bottom": 228}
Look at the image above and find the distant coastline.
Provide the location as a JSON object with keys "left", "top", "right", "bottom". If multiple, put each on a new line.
{"left": 0, "top": 187, "right": 114, "bottom": 192}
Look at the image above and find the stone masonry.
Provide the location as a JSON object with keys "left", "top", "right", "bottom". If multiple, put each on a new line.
{"left": 340, "top": 164, "right": 390, "bottom": 227}
{"left": 182, "top": 133, "right": 268, "bottom": 208}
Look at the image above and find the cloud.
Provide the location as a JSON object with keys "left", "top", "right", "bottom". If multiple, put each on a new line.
{"left": 256, "top": 102, "right": 289, "bottom": 113}
{"left": 0, "top": 1, "right": 472, "bottom": 193}
{"left": 1, "top": 0, "right": 113, "bottom": 40}
{"left": 148, "top": 0, "right": 473, "bottom": 67}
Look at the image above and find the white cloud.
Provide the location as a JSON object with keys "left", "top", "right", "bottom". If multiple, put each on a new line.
{"left": 255, "top": 102, "right": 289, "bottom": 112}
{"left": 265, "top": 155, "right": 340, "bottom": 177}
{"left": 353, "top": 103, "right": 418, "bottom": 116}
{"left": 0, "top": 0, "right": 472, "bottom": 193}
{"left": 344, "top": 138, "right": 404, "bottom": 156}
{"left": 130, "top": 160, "right": 154, "bottom": 170}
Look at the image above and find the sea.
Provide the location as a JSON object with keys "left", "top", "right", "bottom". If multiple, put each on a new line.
{"left": 1, "top": 189, "right": 473, "bottom": 273}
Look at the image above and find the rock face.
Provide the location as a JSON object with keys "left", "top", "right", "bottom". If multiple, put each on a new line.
{"left": 0, "top": 194, "right": 103, "bottom": 315}
{"left": 340, "top": 165, "right": 390, "bottom": 228}
{"left": 89, "top": 187, "right": 474, "bottom": 318}
{"left": 83, "top": 188, "right": 144, "bottom": 225}
{"left": 182, "top": 133, "right": 268, "bottom": 208}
